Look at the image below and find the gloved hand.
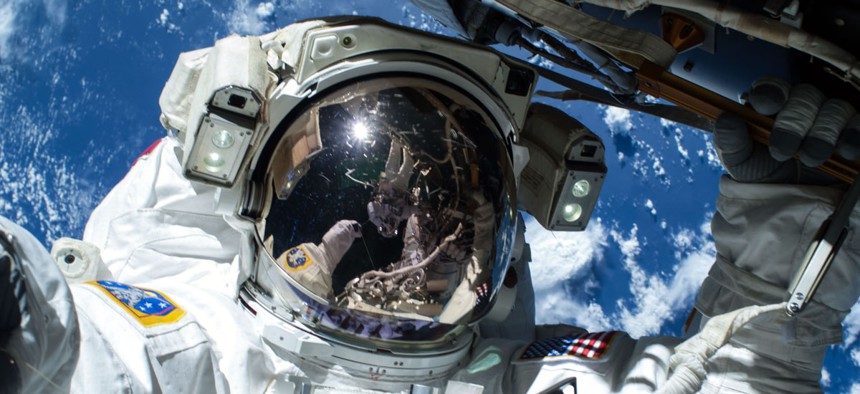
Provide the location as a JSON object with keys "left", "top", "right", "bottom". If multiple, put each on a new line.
{"left": 439, "top": 223, "right": 472, "bottom": 261}
{"left": 320, "top": 220, "right": 363, "bottom": 266}
{"left": 713, "top": 77, "right": 860, "bottom": 184}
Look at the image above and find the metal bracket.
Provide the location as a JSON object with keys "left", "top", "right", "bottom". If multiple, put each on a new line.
{"left": 785, "top": 172, "right": 860, "bottom": 317}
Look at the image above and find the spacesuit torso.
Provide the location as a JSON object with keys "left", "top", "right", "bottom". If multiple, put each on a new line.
{"left": 61, "top": 137, "right": 683, "bottom": 393}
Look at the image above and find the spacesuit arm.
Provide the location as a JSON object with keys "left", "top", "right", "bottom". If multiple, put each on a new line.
{"left": 685, "top": 82, "right": 860, "bottom": 392}
{"left": 278, "top": 220, "right": 362, "bottom": 298}
{"left": 688, "top": 177, "right": 860, "bottom": 392}
{"left": 0, "top": 216, "right": 79, "bottom": 393}
{"left": 319, "top": 219, "right": 363, "bottom": 272}
{"left": 438, "top": 191, "right": 495, "bottom": 324}
{"left": 79, "top": 137, "right": 252, "bottom": 295}
{"left": 0, "top": 214, "right": 249, "bottom": 393}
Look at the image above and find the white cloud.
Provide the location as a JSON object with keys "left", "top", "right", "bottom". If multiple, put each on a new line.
{"left": 702, "top": 137, "right": 723, "bottom": 169}
{"left": 645, "top": 199, "right": 656, "bottom": 216}
{"left": 42, "top": 0, "right": 67, "bottom": 26}
{"left": 157, "top": 9, "right": 169, "bottom": 26}
{"left": 528, "top": 218, "right": 607, "bottom": 290}
{"left": 0, "top": 0, "right": 67, "bottom": 61}
{"left": 0, "top": 3, "right": 17, "bottom": 59}
{"left": 534, "top": 290, "right": 614, "bottom": 333}
{"left": 523, "top": 39, "right": 555, "bottom": 69}
{"left": 652, "top": 157, "right": 666, "bottom": 177}
{"left": 627, "top": 143, "right": 670, "bottom": 186}
{"left": 526, "top": 217, "right": 612, "bottom": 332}
{"left": 603, "top": 106, "right": 632, "bottom": 134}
{"left": 226, "top": 0, "right": 274, "bottom": 35}
{"left": 255, "top": 2, "right": 275, "bottom": 19}
{"left": 528, "top": 214, "right": 716, "bottom": 338}
{"left": 0, "top": 2, "right": 19, "bottom": 60}
{"left": 156, "top": 8, "right": 179, "bottom": 33}
{"left": 841, "top": 302, "right": 860, "bottom": 390}
{"left": 852, "top": 347, "right": 860, "bottom": 368}
{"left": 0, "top": 105, "right": 107, "bottom": 243}
{"left": 610, "top": 224, "right": 672, "bottom": 337}
{"left": 660, "top": 118, "right": 676, "bottom": 128}
{"left": 821, "top": 367, "right": 830, "bottom": 387}
{"left": 610, "top": 219, "right": 714, "bottom": 338}
{"left": 673, "top": 127, "right": 689, "bottom": 160}
{"left": 844, "top": 299, "right": 860, "bottom": 346}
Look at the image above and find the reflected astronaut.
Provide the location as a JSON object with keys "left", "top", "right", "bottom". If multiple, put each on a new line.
{"left": 2, "top": 13, "right": 860, "bottom": 394}
{"left": 367, "top": 140, "right": 421, "bottom": 238}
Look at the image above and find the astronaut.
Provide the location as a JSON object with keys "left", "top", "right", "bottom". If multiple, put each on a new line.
{"left": 2, "top": 15, "right": 860, "bottom": 394}
{"left": 367, "top": 140, "right": 421, "bottom": 238}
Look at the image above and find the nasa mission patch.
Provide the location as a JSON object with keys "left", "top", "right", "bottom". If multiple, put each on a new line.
{"left": 88, "top": 280, "right": 186, "bottom": 327}
{"left": 282, "top": 246, "right": 313, "bottom": 272}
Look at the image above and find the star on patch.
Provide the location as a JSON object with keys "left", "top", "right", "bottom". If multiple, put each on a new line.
{"left": 98, "top": 281, "right": 176, "bottom": 316}
{"left": 89, "top": 281, "right": 185, "bottom": 327}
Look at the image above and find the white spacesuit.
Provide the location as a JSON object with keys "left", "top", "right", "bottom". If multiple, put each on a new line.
{"left": 2, "top": 16, "right": 860, "bottom": 394}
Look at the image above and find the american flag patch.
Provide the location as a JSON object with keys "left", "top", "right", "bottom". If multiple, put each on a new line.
{"left": 519, "top": 331, "right": 618, "bottom": 360}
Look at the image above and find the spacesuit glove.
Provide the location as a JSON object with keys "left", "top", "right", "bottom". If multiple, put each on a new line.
{"left": 320, "top": 220, "right": 362, "bottom": 266}
{"left": 438, "top": 223, "right": 470, "bottom": 261}
{"left": 713, "top": 77, "right": 859, "bottom": 184}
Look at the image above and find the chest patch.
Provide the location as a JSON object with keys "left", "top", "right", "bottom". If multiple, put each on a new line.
{"left": 283, "top": 246, "right": 312, "bottom": 271}
{"left": 519, "top": 331, "right": 618, "bottom": 360}
{"left": 89, "top": 280, "right": 185, "bottom": 327}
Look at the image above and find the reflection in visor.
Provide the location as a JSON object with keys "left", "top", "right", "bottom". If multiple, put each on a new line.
{"left": 259, "top": 77, "right": 516, "bottom": 332}
{"left": 305, "top": 284, "right": 453, "bottom": 342}
{"left": 252, "top": 247, "right": 459, "bottom": 345}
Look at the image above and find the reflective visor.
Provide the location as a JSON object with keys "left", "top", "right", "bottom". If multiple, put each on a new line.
{"left": 253, "top": 76, "right": 517, "bottom": 345}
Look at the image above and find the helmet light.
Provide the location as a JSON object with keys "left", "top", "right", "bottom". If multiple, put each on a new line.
{"left": 572, "top": 179, "right": 590, "bottom": 198}
{"left": 518, "top": 103, "right": 606, "bottom": 231}
{"left": 185, "top": 86, "right": 260, "bottom": 187}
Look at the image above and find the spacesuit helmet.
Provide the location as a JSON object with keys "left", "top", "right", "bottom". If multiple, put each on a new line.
{"left": 161, "top": 18, "right": 536, "bottom": 354}
{"left": 254, "top": 75, "right": 517, "bottom": 336}
{"left": 245, "top": 22, "right": 533, "bottom": 352}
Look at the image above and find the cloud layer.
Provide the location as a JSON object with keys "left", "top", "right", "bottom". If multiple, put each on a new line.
{"left": 0, "top": 0, "right": 67, "bottom": 61}
{"left": 527, "top": 215, "right": 715, "bottom": 338}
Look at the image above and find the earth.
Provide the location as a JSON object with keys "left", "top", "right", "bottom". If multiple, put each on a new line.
{"left": 0, "top": 0, "right": 858, "bottom": 391}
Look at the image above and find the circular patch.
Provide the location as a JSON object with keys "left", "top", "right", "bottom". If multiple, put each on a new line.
{"left": 284, "top": 246, "right": 312, "bottom": 271}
